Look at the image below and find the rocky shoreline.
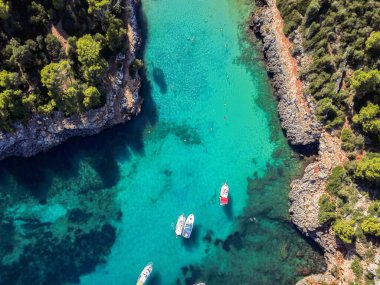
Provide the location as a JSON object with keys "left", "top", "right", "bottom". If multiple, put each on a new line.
{"left": 250, "top": 0, "right": 321, "bottom": 149}
{"left": 0, "top": 0, "right": 142, "bottom": 161}
{"left": 250, "top": 0, "right": 347, "bottom": 283}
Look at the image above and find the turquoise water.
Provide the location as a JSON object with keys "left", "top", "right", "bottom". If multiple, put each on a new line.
{"left": 0, "top": 0, "right": 325, "bottom": 284}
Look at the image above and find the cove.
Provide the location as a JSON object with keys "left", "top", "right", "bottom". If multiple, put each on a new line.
{"left": 0, "top": 0, "right": 325, "bottom": 285}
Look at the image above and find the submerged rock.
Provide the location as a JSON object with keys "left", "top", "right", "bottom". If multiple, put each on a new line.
{"left": 0, "top": 223, "right": 116, "bottom": 285}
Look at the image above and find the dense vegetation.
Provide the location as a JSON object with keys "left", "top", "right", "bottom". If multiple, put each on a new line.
{"left": 277, "top": 0, "right": 380, "bottom": 189}
{"left": 277, "top": 0, "right": 380, "bottom": 280}
{"left": 0, "top": 0, "right": 127, "bottom": 131}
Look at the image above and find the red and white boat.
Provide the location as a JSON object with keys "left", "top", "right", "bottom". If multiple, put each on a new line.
{"left": 219, "top": 183, "right": 229, "bottom": 206}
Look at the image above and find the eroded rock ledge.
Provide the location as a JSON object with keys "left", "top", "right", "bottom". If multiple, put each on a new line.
{"left": 0, "top": 0, "right": 142, "bottom": 160}
{"left": 250, "top": 0, "right": 321, "bottom": 149}
{"left": 250, "top": 1, "right": 346, "bottom": 284}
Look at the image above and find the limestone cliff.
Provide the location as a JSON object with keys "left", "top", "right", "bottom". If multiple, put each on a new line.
{"left": 251, "top": 1, "right": 380, "bottom": 284}
{"left": 250, "top": 0, "right": 321, "bottom": 148}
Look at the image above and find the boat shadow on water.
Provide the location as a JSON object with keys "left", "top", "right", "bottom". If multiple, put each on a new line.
{"left": 146, "top": 271, "right": 162, "bottom": 285}
{"left": 222, "top": 195, "right": 233, "bottom": 221}
{"left": 181, "top": 225, "right": 201, "bottom": 251}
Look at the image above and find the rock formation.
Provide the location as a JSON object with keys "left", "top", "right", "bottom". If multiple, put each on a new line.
{"left": 250, "top": 0, "right": 321, "bottom": 148}
{"left": 0, "top": 0, "right": 142, "bottom": 160}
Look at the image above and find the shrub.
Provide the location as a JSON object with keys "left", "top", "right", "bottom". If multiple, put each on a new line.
{"left": 316, "top": 98, "right": 338, "bottom": 122}
{"left": 326, "top": 113, "right": 345, "bottom": 130}
{"left": 318, "top": 194, "right": 336, "bottom": 223}
{"left": 305, "top": 0, "right": 320, "bottom": 25}
{"left": 351, "top": 257, "right": 363, "bottom": 279}
{"left": 341, "top": 128, "right": 364, "bottom": 152}
{"left": 353, "top": 103, "right": 380, "bottom": 135}
{"left": 305, "top": 22, "right": 320, "bottom": 39}
{"left": 350, "top": 69, "right": 380, "bottom": 98}
{"left": 283, "top": 10, "right": 303, "bottom": 35}
{"left": 130, "top": 59, "right": 144, "bottom": 74}
{"left": 366, "top": 31, "right": 380, "bottom": 56}
{"left": 326, "top": 166, "right": 349, "bottom": 196}
{"left": 368, "top": 201, "right": 380, "bottom": 217}
{"left": 355, "top": 153, "right": 380, "bottom": 184}
{"left": 361, "top": 216, "right": 380, "bottom": 236}
{"left": 83, "top": 86, "right": 101, "bottom": 109}
{"left": 333, "top": 219, "right": 356, "bottom": 243}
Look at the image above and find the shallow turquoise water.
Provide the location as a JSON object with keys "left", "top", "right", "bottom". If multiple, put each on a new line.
{"left": 82, "top": 0, "right": 276, "bottom": 284}
{"left": 0, "top": 0, "right": 325, "bottom": 284}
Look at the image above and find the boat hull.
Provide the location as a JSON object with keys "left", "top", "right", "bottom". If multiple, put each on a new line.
{"left": 182, "top": 214, "right": 194, "bottom": 238}
{"left": 175, "top": 214, "right": 186, "bottom": 237}
{"left": 136, "top": 263, "right": 153, "bottom": 285}
{"left": 219, "top": 183, "right": 229, "bottom": 206}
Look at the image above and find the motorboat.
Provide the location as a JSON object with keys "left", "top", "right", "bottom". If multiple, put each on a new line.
{"left": 219, "top": 182, "right": 229, "bottom": 205}
{"left": 175, "top": 214, "right": 186, "bottom": 237}
{"left": 182, "top": 214, "right": 195, "bottom": 238}
{"left": 136, "top": 263, "right": 153, "bottom": 285}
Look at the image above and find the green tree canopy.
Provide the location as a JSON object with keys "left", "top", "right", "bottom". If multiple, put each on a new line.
{"left": 341, "top": 128, "right": 364, "bottom": 152}
{"left": 21, "top": 93, "right": 38, "bottom": 113}
{"left": 369, "top": 201, "right": 380, "bottom": 217}
{"left": 0, "top": 89, "right": 24, "bottom": 129}
{"left": 305, "top": 0, "right": 320, "bottom": 25}
{"left": 87, "top": 0, "right": 110, "bottom": 15}
{"left": 76, "top": 34, "right": 103, "bottom": 66}
{"left": 45, "top": 34, "right": 64, "bottom": 62}
{"left": 318, "top": 193, "right": 336, "bottom": 224}
{"left": 366, "top": 31, "right": 380, "bottom": 55}
{"left": 37, "top": 100, "right": 56, "bottom": 116}
{"left": 326, "top": 166, "right": 350, "bottom": 196}
{"left": 4, "top": 39, "right": 34, "bottom": 78}
{"left": 361, "top": 216, "right": 380, "bottom": 236}
{"left": 350, "top": 69, "right": 380, "bottom": 98}
{"left": 105, "top": 16, "right": 126, "bottom": 52}
{"left": 29, "top": 1, "right": 49, "bottom": 28}
{"left": 40, "top": 60, "right": 72, "bottom": 98}
{"left": 316, "top": 97, "right": 338, "bottom": 121}
{"left": 332, "top": 219, "right": 356, "bottom": 244}
{"left": 353, "top": 102, "right": 380, "bottom": 135}
{"left": 355, "top": 153, "right": 380, "bottom": 184}
{"left": 76, "top": 34, "right": 107, "bottom": 83}
{"left": 83, "top": 86, "right": 101, "bottom": 109}
{"left": 0, "top": 70, "right": 21, "bottom": 89}
{"left": 0, "top": 0, "right": 10, "bottom": 20}
{"left": 52, "top": 0, "right": 65, "bottom": 10}
{"left": 61, "top": 86, "right": 81, "bottom": 115}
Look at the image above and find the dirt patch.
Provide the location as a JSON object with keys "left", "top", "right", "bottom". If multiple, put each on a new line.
{"left": 51, "top": 20, "right": 69, "bottom": 54}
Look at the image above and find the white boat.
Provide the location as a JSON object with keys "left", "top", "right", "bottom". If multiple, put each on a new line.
{"left": 136, "top": 263, "right": 153, "bottom": 285}
{"left": 182, "top": 214, "right": 195, "bottom": 238}
{"left": 176, "top": 214, "right": 186, "bottom": 237}
{"left": 219, "top": 182, "right": 229, "bottom": 206}
{"left": 195, "top": 283, "right": 206, "bottom": 285}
